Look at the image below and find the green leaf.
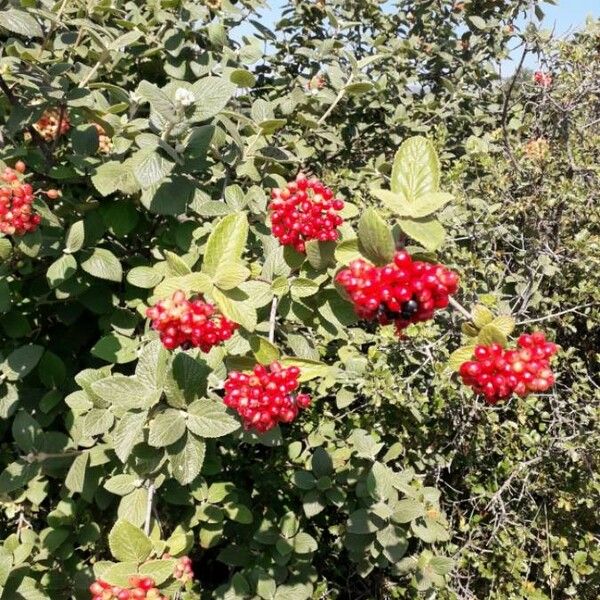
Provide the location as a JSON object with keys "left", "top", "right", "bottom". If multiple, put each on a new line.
{"left": 472, "top": 304, "right": 494, "bottom": 328}
{"left": 131, "top": 148, "right": 174, "bottom": 189}
{"left": 213, "top": 261, "right": 250, "bottom": 290}
{"left": 136, "top": 339, "right": 169, "bottom": 391}
{"left": 64, "top": 220, "right": 85, "bottom": 253}
{"left": 83, "top": 408, "right": 115, "bottom": 437}
{"left": 490, "top": 315, "right": 516, "bottom": 336}
{"left": 168, "top": 432, "right": 206, "bottom": 485}
{"left": 118, "top": 487, "right": 148, "bottom": 527}
{"left": 447, "top": 346, "right": 476, "bottom": 371}
{"left": 164, "top": 352, "right": 210, "bottom": 408}
{"left": 101, "top": 562, "right": 138, "bottom": 588}
{"left": 280, "top": 357, "right": 329, "bottom": 382}
{"left": 250, "top": 337, "right": 280, "bottom": 364}
{"left": 397, "top": 217, "right": 445, "bottom": 251}
{"left": 345, "top": 81, "right": 373, "bottom": 95}
{"left": 347, "top": 509, "right": 386, "bottom": 534}
{"left": 187, "top": 399, "right": 240, "bottom": 438}
{"left": 334, "top": 238, "right": 361, "bottom": 265}
{"left": 0, "top": 279, "right": 10, "bottom": 314}
{"left": 477, "top": 324, "right": 508, "bottom": 347}
{"left": 311, "top": 447, "right": 333, "bottom": 478}
{"left": 468, "top": 16, "right": 487, "bottom": 30}
{"left": 91, "top": 334, "right": 139, "bottom": 364}
{"left": 137, "top": 81, "right": 176, "bottom": 124}
{"left": 148, "top": 409, "right": 186, "bottom": 447}
{"left": 392, "top": 498, "right": 425, "bottom": 523}
{"left": 290, "top": 278, "right": 320, "bottom": 298}
{"left": 305, "top": 240, "right": 336, "bottom": 270}
{"left": 108, "top": 520, "right": 153, "bottom": 563}
{"left": 372, "top": 189, "right": 452, "bottom": 218}
{"left": 92, "top": 375, "right": 157, "bottom": 410}
{"left": 212, "top": 288, "right": 257, "bottom": 332}
{"left": 65, "top": 452, "right": 88, "bottom": 494}
{"left": 104, "top": 474, "right": 139, "bottom": 496}
{"left": 91, "top": 161, "right": 137, "bottom": 197}
{"left": 2, "top": 344, "right": 44, "bottom": 381}
{"left": 113, "top": 411, "right": 147, "bottom": 463}
{"left": 81, "top": 248, "right": 123, "bottom": 282}
{"left": 191, "top": 77, "right": 236, "bottom": 122}
{"left": 230, "top": 69, "right": 256, "bottom": 88}
{"left": 202, "top": 213, "right": 249, "bottom": 277}
{"left": 12, "top": 412, "right": 42, "bottom": 453}
{"left": 127, "top": 266, "right": 163, "bottom": 289}
{"left": 47, "top": 254, "right": 77, "bottom": 288}
{"left": 292, "top": 532, "right": 317, "bottom": 554}
{"left": 139, "top": 559, "right": 177, "bottom": 585}
{"left": 430, "top": 556, "right": 454, "bottom": 576}
{"left": 358, "top": 208, "right": 395, "bottom": 265}
{"left": 153, "top": 273, "right": 213, "bottom": 299}
{"left": 164, "top": 250, "right": 192, "bottom": 276}
{"left": 0, "top": 9, "right": 43, "bottom": 38}
{"left": 391, "top": 136, "right": 440, "bottom": 201}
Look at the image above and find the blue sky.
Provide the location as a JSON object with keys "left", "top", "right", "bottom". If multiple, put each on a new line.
{"left": 235, "top": 0, "right": 599, "bottom": 74}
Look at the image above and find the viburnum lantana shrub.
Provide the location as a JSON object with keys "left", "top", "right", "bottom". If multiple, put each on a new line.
{"left": 1, "top": 1, "right": 591, "bottom": 600}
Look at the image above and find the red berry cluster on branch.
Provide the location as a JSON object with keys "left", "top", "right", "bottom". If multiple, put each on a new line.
{"left": 459, "top": 332, "right": 558, "bottom": 404}
{"left": 33, "top": 108, "right": 70, "bottom": 141}
{"left": 89, "top": 576, "right": 167, "bottom": 600}
{"left": 269, "top": 173, "right": 344, "bottom": 253}
{"left": 0, "top": 163, "right": 42, "bottom": 236}
{"left": 146, "top": 290, "right": 238, "bottom": 351}
{"left": 534, "top": 71, "right": 553, "bottom": 87}
{"left": 223, "top": 362, "right": 311, "bottom": 432}
{"left": 163, "top": 554, "right": 194, "bottom": 584}
{"left": 336, "top": 250, "right": 459, "bottom": 333}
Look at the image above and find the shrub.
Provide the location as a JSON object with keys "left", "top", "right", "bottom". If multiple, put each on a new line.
{"left": 0, "top": 2, "right": 598, "bottom": 600}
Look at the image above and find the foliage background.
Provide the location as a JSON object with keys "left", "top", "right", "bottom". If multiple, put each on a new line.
{"left": 0, "top": 1, "right": 598, "bottom": 599}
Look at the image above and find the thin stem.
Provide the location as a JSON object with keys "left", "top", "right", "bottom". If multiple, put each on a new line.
{"left": 516, "top": 303, "right": 597, "bottom": 325}
{"left": 24, "top": 450, "right": 83, "bottom": 462}
{"left": 268, "top": 296, "right": 279, "bottom": 344}
{"left": 144, "top": 481, "right": 155, "bottom": 536}
{"left": 501, "top": 45, "right": 528, "bottom": 174}
{"left": 317, "top": 73, "right": 353, "bottom": 125}
{"left": 448, "top": 296, "right": 473, "bottom": 321}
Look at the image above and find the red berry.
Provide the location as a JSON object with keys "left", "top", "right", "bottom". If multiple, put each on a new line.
{"left": 147, "top": 290, "right": 238, "bottom": 351}
{"left": 268, "top": 174, "right": 344, "bottom": 253}
{"left": 459, "top": 331, "right": 558, "bottom": 403}
{"left": 223, "top": 361, "right": 311, "bottom": 432}
{"left": 336, "top": 251, "right": 459, "bottom": 336}
{"left": 0, "top": 166, "right": 43, "bottom": 237}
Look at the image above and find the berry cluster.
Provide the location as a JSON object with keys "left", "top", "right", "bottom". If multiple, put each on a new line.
{"left": 269, "top": 173, "right": 344, "bottom": 253}
{"left": 163, "top": 554, "right": 194, "bottom": 584}
{"left": 307, "top": 74, "right": 326, "bottom": 93}
{"left": 534, "top": 71, "right": 553, "bottom": 87}
{"left": 336, "top": 250, "right": 459, "bottom": 333}
{"left": 459, "top": 332, "right": 558, "bottom": 404}
{"left": 223, "top": 362, "right": 311, "bottom": 432}
{"left": 89, "top": 576, "right": 167, "bottom": 600}
{"left": 94, "top": 123, "right": 113, "bottom": 154}
{"left": 33, "top": 108, "right": 70, "bottom": 141}
{"left": 0, "top": 163, "right": 42, "bottom": 236}
{"left": 147, "top": 290, "right": 237, "bottom": 351}
{"left": 523, "top": 137, "right": 550, "bottom": 162}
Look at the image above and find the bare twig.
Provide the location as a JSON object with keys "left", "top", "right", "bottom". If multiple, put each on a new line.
{"left": 268, "top": 296, "right": 279, "bottom": 343}
{"left": 144, "top": 481, "right": 155, "bottom": 536}
{"left": 318, "top": 74, "right": 353, "bottom": 125}
{"left": 517, "top": 302, "right": 597, "bottom": 325}
{"left": 448, "top": 296, "right": 473, "bottom": 321}
{"left": 501, "top": 45, "right": 528, "bottom": 174}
